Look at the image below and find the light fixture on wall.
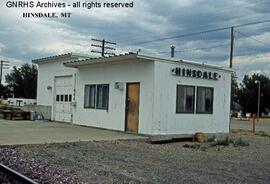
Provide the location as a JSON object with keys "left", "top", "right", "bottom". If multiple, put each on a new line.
{"left": 47, "top": 86, "right": 52, "bottom": 90}
{"left": 115, "top": 82, "right": 124, "bottom": 91}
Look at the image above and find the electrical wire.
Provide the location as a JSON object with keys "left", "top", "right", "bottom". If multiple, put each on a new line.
{"left": 158, "top": 43, "right": 229, "bottom": 54}
{"left": 234, "top": 30, "right": 270, "bottom": 47}
{"left": 124, "top": 19, "right": 270, "bottom": 46}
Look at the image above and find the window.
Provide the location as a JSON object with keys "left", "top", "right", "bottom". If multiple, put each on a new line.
{"left": 96, "top": 85, "right": 109, "bottom": 109}
{"left": 69, "top": 94, "right": 72, "bottom": 102}
{"left": 60, "top": 95, "right": 64, "bottom": 102}
{"left": 64, "top": 95, "right": 68, "bottom": 102}
{"left": 84, "top": 84, "right": 109, "bottom": 110}
{"left": 176, "top": 85, "right": 195, "bottom": 113}
{"left": 56, "top": 95, "right": 60, "bottom": 102}
{"left": 196, "top": 87, "right": 214, "bottom": 114}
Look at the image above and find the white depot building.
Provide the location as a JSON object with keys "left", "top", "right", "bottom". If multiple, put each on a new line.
{"left": 33, "top": 52, "right": 232, "bottom": 135}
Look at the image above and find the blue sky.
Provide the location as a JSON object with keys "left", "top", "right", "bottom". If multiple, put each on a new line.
{"left": 0, "top": 0, "right": 270, "bottom": 82}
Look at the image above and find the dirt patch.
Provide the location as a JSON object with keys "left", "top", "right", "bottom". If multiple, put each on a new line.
{"left": 1, "top": 134, "right": 270, "bottom": 183}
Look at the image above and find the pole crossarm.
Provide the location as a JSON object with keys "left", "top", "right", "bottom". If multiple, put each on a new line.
{"left": 91, "top": 38, "right": 117, "bottom": 57}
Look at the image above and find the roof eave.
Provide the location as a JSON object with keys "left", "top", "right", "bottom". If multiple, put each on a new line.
{"left": 137, "top": 53, "right": 233, "bottom": 73}
{"left": 64, "top": 53, "right": 143, "bottom": 68}
{"left": 32, "top": 53, "right": 73, "bottom": 64}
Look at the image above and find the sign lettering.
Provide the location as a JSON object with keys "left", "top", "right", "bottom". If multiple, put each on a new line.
{"left": 171, "top": 67, "right": 221, "bottom": 80}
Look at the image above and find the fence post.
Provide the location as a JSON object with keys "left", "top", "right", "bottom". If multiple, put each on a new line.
{"left": 252, "top": 114, "right": 256, "bottom": 134}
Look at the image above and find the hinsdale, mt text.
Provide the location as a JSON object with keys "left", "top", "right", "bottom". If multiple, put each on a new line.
{"left": 5, "top": 1, "right": 134, "bottom": 18}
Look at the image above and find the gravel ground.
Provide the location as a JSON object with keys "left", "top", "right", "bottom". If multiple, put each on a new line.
{"left": 0, "top": 134, "right": 270, "bottom": 184}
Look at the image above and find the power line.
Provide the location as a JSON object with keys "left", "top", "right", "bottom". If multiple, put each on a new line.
{"left": 125, "top": 19, "right": 270, "bottom": 46}
{"left": 128, "top": 27, "right": 229, "bottom": 46}
{"left": 158, "top": 43, "right": 229, "bottom": 54}
{"left": 235, "top": 30, "right": 270, "bottom": 47}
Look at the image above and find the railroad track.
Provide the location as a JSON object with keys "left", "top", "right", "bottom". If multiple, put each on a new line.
{"left": 0, "top": 164, "right": 38, "bottom": 184}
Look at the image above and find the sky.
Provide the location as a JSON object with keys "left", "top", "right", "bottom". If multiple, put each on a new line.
{"left": 0, "top": 0, "right": 270, "bottom": 83}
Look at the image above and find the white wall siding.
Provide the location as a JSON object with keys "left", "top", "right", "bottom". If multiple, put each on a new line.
{"left": 74, "top": 60, "right": 155, "bottom": 134}
{"left": 36, "top": 60, "right": 77, "bottom": 121}
{"left": 36, "top": 54, "right": 231, "bottom": 135}
{"left": 152, "top": 60, "right": 231, "bottom": 135}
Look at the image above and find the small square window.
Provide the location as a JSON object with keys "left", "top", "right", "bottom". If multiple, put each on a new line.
{"left": 60, "top": 95, "right": 64, "bottom": 102}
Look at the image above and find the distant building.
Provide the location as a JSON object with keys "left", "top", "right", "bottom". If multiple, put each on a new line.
{"left": 8, "top": 98, "right": 36, "bottom": 106}
{"left": 33, "top": 52, "right": 232, "bottom": 135}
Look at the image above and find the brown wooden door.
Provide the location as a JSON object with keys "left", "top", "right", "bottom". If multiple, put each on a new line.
{"left": 125, "top": 83, "right": 140, "bottom": 133}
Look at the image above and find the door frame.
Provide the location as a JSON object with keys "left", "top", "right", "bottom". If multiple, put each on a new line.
{"left": 125, "top": 82, "right": 140, "bottom": 133}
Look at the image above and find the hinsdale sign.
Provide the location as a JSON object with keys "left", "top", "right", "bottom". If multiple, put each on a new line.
{"left": 171, "top": 67, "right": 221, "bottom": 80}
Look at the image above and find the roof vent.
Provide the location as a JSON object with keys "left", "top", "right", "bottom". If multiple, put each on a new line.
{"left": 170, "top": 45, "right": 175, "bottom": 58}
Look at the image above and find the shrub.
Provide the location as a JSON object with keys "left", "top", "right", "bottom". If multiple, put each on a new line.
{"left": 207, "top": 136, "right": 216, "bottom": 142}
{"left": 256, "top": 131, "right": 269, "bottom": 137}
{"left": 233, "top": 138, "right": 249, "bottom": 147}
{"left": 210, "top": 137, "right": 232, "bottom": 147}
{"left": 183, "top": 144, "right": 201, "bottom": 149}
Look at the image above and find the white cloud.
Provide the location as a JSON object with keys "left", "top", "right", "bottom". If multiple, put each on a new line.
{"left": 0, "top": 43, "right": 5, "bottom": 52}
{"left": 0, "top": 0, "right": 269, "bottom": 81}
{"left": 217, "top": 52, "right": 270, "bottom": 82}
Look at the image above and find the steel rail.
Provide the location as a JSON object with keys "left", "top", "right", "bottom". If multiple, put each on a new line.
{"left": 0, "top": 164, "right": 38, "bottom": 184}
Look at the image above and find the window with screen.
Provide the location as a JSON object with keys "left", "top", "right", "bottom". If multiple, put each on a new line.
{"left": 176, "top": 85, "right": 195, "bottom": 113}
{"left": 84, "top": 84, "right": 109, "bottom": 110}
{"left": 196, "top": 87, "right": 214, "bottom": 114}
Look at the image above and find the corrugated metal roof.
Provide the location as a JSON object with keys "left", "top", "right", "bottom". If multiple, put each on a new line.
{"left": 63, "top": 52, "right": 136, "bottom": 65}
{"left": 63, "top": 52, "right": 233, "bottom": 72}
{"left": 32, "top": 53, "right": 92, "bottom": 64}
{"left": 32, "top": 53, "right": 73, "bottom": 63}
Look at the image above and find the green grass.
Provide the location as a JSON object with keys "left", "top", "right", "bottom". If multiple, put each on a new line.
{"left": 183, "top": 137, "right": 250, "bottom": 151}
{"left": 232, "top": 129, "right": 270, "bottom": 138}
{"left": 256, "top": 131, "right": 270, "bottom": 137}
{"left": 183, "top": 144, "right": 201, "bottom": 149}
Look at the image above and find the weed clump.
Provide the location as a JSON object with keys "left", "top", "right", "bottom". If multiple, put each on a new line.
{"left": 256, "top": 131, "right": 270, "bottom": 137}
{"left": 210, "top": 137, "right": 233, "bottom": 147}
{"left": 183, "top": 144, "right": 201, "bottom": 149}
{"left": 207, "top": 136, "right": 216, "bottom": 142}
{"left": 233, "top": 138, "right": 249, "bottom": 147}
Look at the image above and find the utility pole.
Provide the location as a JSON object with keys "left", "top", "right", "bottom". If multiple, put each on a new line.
{"left": 0, "top": 60, "right": 10, "bottom": 85}
{"left": 229, "top": 27, "right": 234, "bottom": 132}
{"left": 91, "top": 38, "right": 116, "bottom": 57}
{"left": 255, "top": 80, "right": 261, "bottom": 121}
{"left": 229, "top": 26, "right": 234, "bottom": 68}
